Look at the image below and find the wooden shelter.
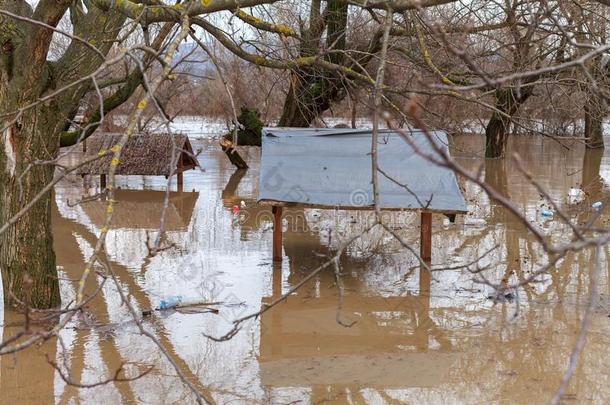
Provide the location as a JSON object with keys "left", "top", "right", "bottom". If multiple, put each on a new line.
{"left": 78, "top": 133, "right": 199, "bottom": 188}
{"left": 257, "top": 128, "right": 468, "bottom": 262}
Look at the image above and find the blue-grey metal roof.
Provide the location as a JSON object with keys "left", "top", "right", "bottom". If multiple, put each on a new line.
{"left": 257, "top": 127, "right": 467, "bottom": 213}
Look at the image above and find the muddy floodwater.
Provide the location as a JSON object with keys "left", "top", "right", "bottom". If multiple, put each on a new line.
{"left": 1, "top": 133, "right": 609, "bottom": 404}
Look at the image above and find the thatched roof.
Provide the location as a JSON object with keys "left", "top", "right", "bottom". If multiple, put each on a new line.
{"left": 78, "top": 133, "right": 199, "bottom": 176}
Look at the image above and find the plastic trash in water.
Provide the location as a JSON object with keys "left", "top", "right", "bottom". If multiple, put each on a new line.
{"left": 540, "top": 208, "right": 554, "bottom": 218}
{"left": 464, "top": 217, "right": 486, "bottom": 227}
{"left": 159, "top": 295, "right": 182, "bottom": 310}
{"left": 232, "top": 204, "right": 240, "bottom": 214}
{"left": 568, "top": 188, "right": 585, "bottom": 204}
{"left": 592, "top": 201, "right": 603, "bottom": 210}
{"left": 240, "top": 200, "right": 246, "bottom": 208}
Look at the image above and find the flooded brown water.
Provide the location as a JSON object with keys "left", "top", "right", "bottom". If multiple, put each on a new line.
{"left": 1, "top": 134, "right": 609, "bottom": 404}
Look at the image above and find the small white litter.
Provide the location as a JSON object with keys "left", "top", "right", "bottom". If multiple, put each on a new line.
{"left": 568, "top": 188, "right": 585, "bottom": 204}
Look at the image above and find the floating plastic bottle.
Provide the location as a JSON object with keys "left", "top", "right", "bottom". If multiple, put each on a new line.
{"left": 592, "top": 201, "right": 603, "bottom": 210}
{"left": 540, "top": 208, "right": 554, "bottom": 218}
{"left": 159, "top": 295, "right": 182, "bottom": 310}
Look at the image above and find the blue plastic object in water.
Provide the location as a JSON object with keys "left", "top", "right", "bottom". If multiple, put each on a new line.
{"left": 540, "top": 208, "right": 554, "bottom": 218}
{"left": 159, "top": 296, "right": 182, "bottom": 310}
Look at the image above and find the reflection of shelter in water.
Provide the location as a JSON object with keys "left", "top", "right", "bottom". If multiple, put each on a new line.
{"left": 81, "top": 189, "right": 198, "bottom": 231}
{"left": 259, "top": 225, "right": 453, "bottom": 393}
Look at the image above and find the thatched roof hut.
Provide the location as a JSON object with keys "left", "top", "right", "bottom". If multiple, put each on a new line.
{"left": 78, "top": 132, "right": 199, "bottom": 177}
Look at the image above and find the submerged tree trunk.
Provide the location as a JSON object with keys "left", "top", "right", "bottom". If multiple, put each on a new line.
{"left": 0, "top": 108, "right": 61, "bottom": 309}
{"left": 582, "top": 148, "right": 603, "bottom": 199}
{"left": 485, "top": 87, "right": 534, "bottom": 158}
{"left": 584, "top": 95, "right": 605, "bottom": 149}
{"left": 485, "top": 110, "right": 510, "bottom": 159}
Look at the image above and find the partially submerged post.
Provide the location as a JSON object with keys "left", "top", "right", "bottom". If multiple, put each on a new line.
{"left": 78, "top": 132, "right": 199, "bottom": 189}
{"left": 256, "top": 128, "right": 468, "bottom": 262}
{"left": 420, "top": 212, "right": 432, "bottom": 261}
{"left": 272, "top": 206, "right": 283, "bottom": 261}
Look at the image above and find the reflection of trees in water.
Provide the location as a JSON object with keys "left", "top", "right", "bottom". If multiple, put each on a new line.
{"left": 44, "top": 197, "right": 217, "bottom": 404}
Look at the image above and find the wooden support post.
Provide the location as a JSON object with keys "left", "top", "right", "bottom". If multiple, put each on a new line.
{"left": 177, "top": 171, "right": 183, "bottom": 190}
{"left": 177, "top": 154, "right": 184, "bottom": 191}
{"left": 100, "top": 174, "right": 106, "bottom": 189}
{"left": 272, "top": 206, "right": 283, "bottom": 262}
{"left": 420, "top": 212, "right": 432, "bottom": 261}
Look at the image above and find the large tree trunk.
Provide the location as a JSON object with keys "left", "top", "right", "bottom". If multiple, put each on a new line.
{"left": 279, "top": 71, "right": 336, "bottom": 127}
{"left": 582, "top": 148, "right": 603, "bottom": 199}
{"left": 0, "top": 108, "right": 61, "bottom": 309}
{"left": 278, "top": 0, "right": 349, "bottom": 127}
{"left": 485, "top": 87, "right": 534, "bottom": 158}
{"left": 0, "top": 1, "right": 126, "bottom": 309}
{"left": 485, "top": 111, "right": 510, "bottom": 159}
{"left": 584, "top": 95, "right": 605, "bottom": 149}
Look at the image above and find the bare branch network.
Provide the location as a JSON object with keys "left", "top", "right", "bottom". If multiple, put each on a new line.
{"left": 1, "top": 0, "right": 609, "bottom": 403}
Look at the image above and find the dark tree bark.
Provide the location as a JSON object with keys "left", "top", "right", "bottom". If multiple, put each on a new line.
{"left": 278, "top": 0, "right": 350, "bottom": 127}
{"left": 0, "top": 109, "right": 62, "bottom": 309}
{"left": 582, "top": 53, "right": 609, "bottom": 149}
{"left": 582, "top": 148, "right": 603, "bottom": 199}
{"left": 584, "top": 92, "right": 606, "bottom": 149}
{"left": 0, "top": 0, "right": 125, "bottom": 308}
{"left": 485, "top": 86, "right": 534, "bottom": 158}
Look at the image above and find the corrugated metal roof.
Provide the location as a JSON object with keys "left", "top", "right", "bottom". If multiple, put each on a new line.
{"left": 258, "top": 127, "right": 467, "bottom": 213}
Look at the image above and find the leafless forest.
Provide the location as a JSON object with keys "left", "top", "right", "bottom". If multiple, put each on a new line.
{"left": 1, "top": 0, "right": 609, "bottom": 404}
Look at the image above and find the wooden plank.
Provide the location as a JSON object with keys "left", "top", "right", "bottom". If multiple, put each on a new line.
{"left": 220, "top": 138, "right": 249, "bottom": 169}
{"left": 420, "top": 212, "right": 432, "bottom": 261}
{"left": 100, "top": 174, "right": 106, "bottom": 189}
{"left": 272, "top": 206, "right": 283, "bottom": 261}
{"left": 258, "top": 199, "right": 465, "bottom": 215}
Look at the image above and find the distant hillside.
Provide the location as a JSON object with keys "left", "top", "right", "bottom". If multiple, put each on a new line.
{"left": 171, "top": 42, "right": 214, "bottom": 76}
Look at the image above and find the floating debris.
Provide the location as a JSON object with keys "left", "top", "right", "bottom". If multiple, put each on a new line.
{"left": 464, "top": 217, "right": 486, "bottom": 227}
{"left": 487, "top": 292, "right": 516, "bottom": 303}
{"left": 568, "top": 188, "right": 585, "bottom": 204}
{"left": 159, "top": 295, "right": 182, "bottom": 310}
